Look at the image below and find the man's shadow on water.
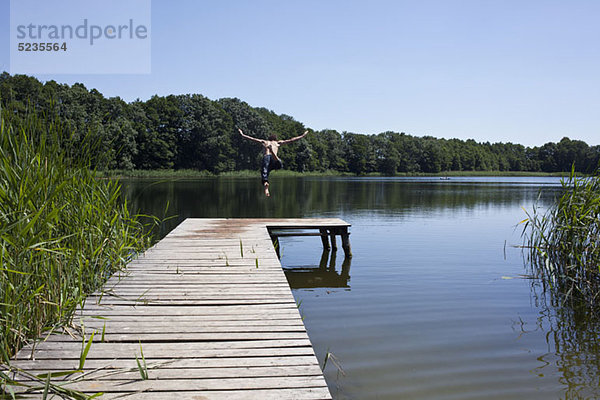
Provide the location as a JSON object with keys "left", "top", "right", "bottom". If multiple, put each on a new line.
{"left": 282, "top": 250, "right": 351, "bottom": 289}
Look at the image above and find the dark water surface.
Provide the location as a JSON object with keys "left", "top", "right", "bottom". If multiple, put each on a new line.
{"left": 121, "top": 176, "right": 600, "bottom": 399}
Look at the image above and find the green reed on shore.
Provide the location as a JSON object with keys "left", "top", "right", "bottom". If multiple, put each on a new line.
{"left": 0, "top": 109, "right": 151, "bottom": 362}
{"left": 522, "top": 166, "right": 600, "bottom": 310}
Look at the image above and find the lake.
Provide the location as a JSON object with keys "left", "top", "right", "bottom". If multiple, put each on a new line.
{"left": 121, "top": 175, "right": 600, "bottom": 399}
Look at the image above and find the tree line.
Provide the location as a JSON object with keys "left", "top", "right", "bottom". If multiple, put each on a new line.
{"left": 1, "top": 72, "right": 598, "bottom": 174}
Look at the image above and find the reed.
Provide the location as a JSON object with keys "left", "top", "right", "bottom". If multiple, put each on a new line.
{"left": 522, "top": 166, "right": 600, "bottom": 311}
{"left": 0, "top": 108, "right": 151, "bottom": 363}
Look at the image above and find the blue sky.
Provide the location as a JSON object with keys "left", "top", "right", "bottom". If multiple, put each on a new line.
{"left": 1, "top": 0, "right": 599, "bottom": 147}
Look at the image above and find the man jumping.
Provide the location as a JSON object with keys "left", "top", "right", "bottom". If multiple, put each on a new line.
{"left": 238, "top": 128, "right": 308, "bottom": 197}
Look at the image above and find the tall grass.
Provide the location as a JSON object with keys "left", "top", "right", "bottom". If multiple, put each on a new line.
{"left": 0, "top": 108, "right": 151, "bottom": 362}
{"left": 522, "top": 166, "right": 600, "bottom": 311}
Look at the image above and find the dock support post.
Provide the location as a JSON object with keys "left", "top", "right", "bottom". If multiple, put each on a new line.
{"left": 320, "top": 229, "right": 330, "bottom": 251}
{"left": 330, "top": 230, "right": 337, "bottom": 251}
{"left": 319, "top": 249, "right": 330, "bottom": 269}
{"left": 329, "top": 249, "right": 337, "bottom": 269}
{"left": 341, "top": 255, "right": 351, "bottom": 278}
{"left": 341, "top": 228, "right": 352, "bottom": 258}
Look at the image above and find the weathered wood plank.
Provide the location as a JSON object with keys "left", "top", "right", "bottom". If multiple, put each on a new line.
{"left": 104, "top": 276, "right": 288, "bottom": 284}
{"left": 15, "top": 365, "right": 325, "bottom": 379}
{"left": 71, "top": 314, "right": 304, "bottom": 322}
{"left": 9, "top": 355, "right": 321, "bottom": 371}
{"left": 97, "top": 283, "right": 292, "bottom": 288}
{"left": 85, "top": 299, "right": 297, "bottom": 306}
{"left": 75, "top": 306, "right": 301, "bottom": 317}
{"left": 68, "top": 325, "right": 307, "bottom": 334}
{"left": 89, "top": 294, "right": 295, "bottom": 301}
{"left": 23, "top": 339, "right": 313, "bottom": 351}
{"left": 81, "top": 303, "right": 298, "bottom": 310}
{"left": 16, "top": 346, "right": 317, "bottom": 360}
{"left": 15, "top": 388, "right": 332, "bottom": 400}
{"left": 95, "top": 286, "right": 293, "bottom": 292}
{"left": 43, "top": 331, "right": 311, "bottom": 342}
{"left": 13, "top": 376, "right": 329, "bottom": 392}
{"left": 123, "top": 266, "right": 285, "bottom": 272}
{"left": 88, "top": 291, "right": 296, "bottom": 297}
{"left": 101, "top": 279, "right": 288, "bottom": 286}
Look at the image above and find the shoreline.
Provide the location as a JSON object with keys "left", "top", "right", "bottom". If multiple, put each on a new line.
{"left": 98, "top": 169, "right": 570, "bottom": 179}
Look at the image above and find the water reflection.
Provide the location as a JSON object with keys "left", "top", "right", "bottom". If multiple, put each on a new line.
{"left": 284, "top": 250, "right": 352, "bottom": 289}
{"left": 528, "top": 279, "right": 600, "bottom": 399}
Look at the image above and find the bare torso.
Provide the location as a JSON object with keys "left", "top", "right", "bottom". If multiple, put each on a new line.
{"left": 262, "top": 140, "right": 281, "bottom": 159}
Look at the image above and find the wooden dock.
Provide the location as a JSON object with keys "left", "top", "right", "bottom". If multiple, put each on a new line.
{"left": 6, "top": 218, "right": 351, "bottom": 399}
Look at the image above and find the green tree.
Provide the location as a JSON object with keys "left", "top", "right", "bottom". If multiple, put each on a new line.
{"left": 175, "top": 94, "right": 234, "bottom": 172}
{"left": 555, "top": 137, "right": 590, "bottom": 172}
{"left": 345, "top": 133, "right": 375, "bottom": 174}
{"left": 136, "top": 95, "right": 181, "bottom": 169}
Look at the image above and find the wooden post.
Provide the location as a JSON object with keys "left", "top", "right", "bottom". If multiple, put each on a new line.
{"left": 319, "top": 229, "right": 330, "bottom": 251}
{"left": 319, "top": 248, "right": 329, "bottom": 269}
{"left": 341, "top": 255, "right": 351, "bottom": 278}
{"left": 330, "top": 230, "right": 337, "bottom": 251}
{"left": 341, "top": 228, "right": 352, "bottom": 258}
{"left": 329, "top": 249, "right": 337, "bottom": 269}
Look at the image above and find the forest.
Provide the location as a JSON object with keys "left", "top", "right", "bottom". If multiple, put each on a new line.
{"left": 1, "top": 72, "right": 598, "bottom": 175}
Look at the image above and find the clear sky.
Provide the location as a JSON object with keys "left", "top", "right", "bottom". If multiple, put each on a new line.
{"left": 1, "top": 0, "right": 599, "bottom": 147}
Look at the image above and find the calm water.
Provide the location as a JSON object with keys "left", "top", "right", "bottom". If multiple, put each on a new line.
{"left": 122, "top": 176, "right": 600, "bottom": 399}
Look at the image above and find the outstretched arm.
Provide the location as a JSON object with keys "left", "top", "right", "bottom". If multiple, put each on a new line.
{"left": 238, "top": 128, "right": 265, "bottom": 144}
{"left": 279, "top": 130, "right": 309, "bottom": 145}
